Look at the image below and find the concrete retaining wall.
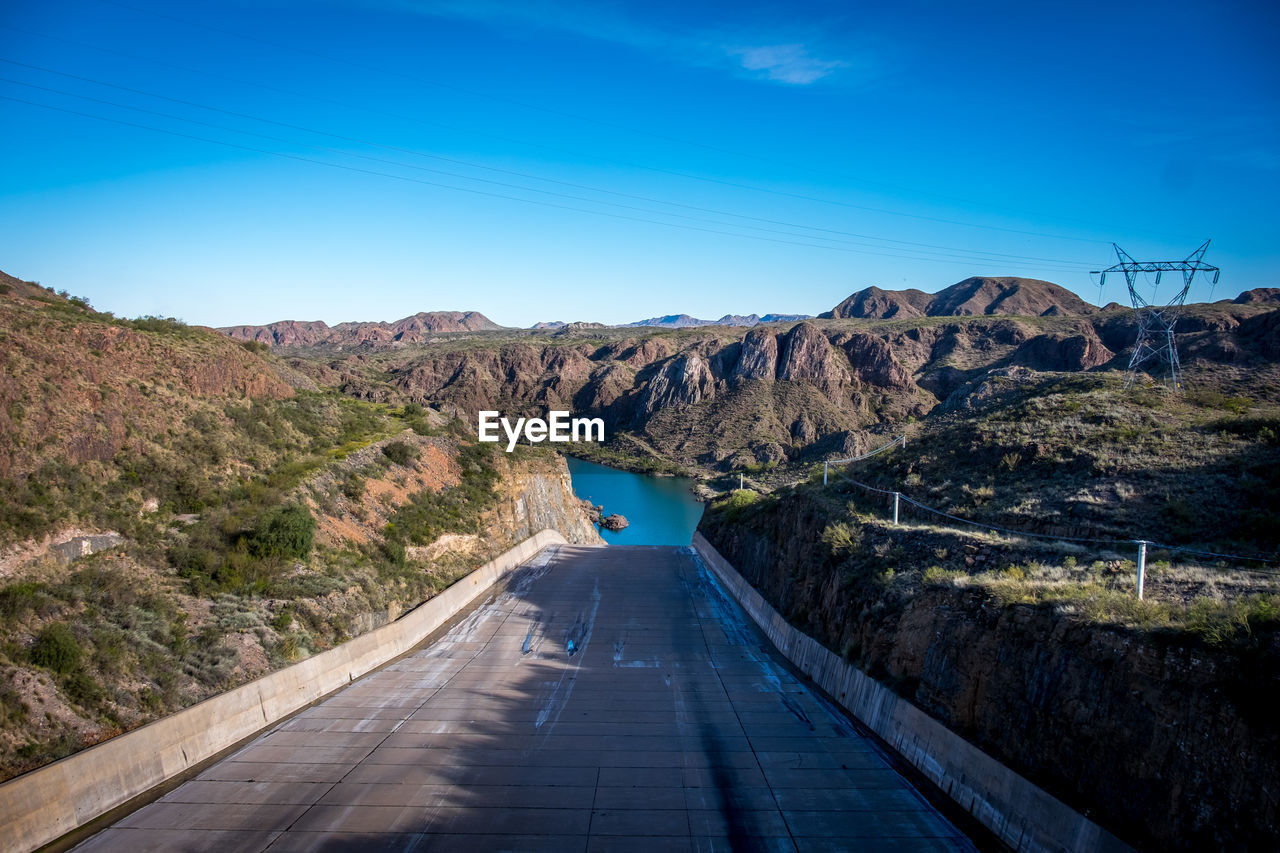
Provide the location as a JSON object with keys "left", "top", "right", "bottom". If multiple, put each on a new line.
{"left": 0, "top": 529, "right": 568, "bottom": 853}
{"left": 692, "top": 533, "right": 1131, "bottom": 853}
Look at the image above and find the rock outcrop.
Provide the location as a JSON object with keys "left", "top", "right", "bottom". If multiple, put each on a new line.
{"left": 1011, "top": 328, "right": 1115, "bottom": 371}
{"left": 777, "top": 322, "right": 850, "bottom": 394}
{"left": 637, "top": 352, "right": 716, "bottom": 418}
{"left": 731, "top": 328, "right": 779, "bottom": 382}
{"left": 836, "top": 332, "right": 915, "bottom": 390}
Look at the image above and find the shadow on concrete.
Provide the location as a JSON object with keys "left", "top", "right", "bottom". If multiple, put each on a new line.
{"left": 75, "top": 545, "right": 976, "bottom": 853}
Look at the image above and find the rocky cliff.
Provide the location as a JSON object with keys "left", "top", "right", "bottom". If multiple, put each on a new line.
{"left": 486, "top": 452, "right": 602, "bottom": 546}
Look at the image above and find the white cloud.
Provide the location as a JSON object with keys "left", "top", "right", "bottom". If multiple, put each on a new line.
{"left": 731, "top": 44, "right": 847, "bottom": 85}
{"left": 387, "top": 0, "right": 863, "bottom": 86}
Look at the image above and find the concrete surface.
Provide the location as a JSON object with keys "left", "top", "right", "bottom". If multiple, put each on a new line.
{"left": 73, "top": 545, "right": 974, "bottom": 852}
{"left": 1, "top": 530, "right": 567, "bottom": 853}
{"left": 693, "top": 533, "right": 1131, "bottom": 853}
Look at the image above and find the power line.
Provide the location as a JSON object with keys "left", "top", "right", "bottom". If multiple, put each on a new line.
{"left": 6, "top": 22, "right": 1120, "bottom": 245}
{"left": 0, "top": 60, "right": 1096, "bottom": 270}
{"left": 828, "top": 467, "right": 1280, "bottom": 568}
{"left": 51, "top": 7, "right": 1117, "bottom": 248}
{"left": 0, "top": 82, "right": 1094, "bottom": 272}
{"left": 1, "top": 90, "right": 1096, "bottom": 270}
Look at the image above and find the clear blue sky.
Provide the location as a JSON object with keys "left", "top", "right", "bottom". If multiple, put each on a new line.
{"left": 1, "top": 0, "right": 1276, "bottom": 327}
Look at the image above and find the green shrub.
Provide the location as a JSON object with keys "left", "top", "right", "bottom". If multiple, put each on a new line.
{"left": 239, "top": 340, "right": 270, "bottom": 354}
{"left": 0, "top": 682, "right": 28, "bottom": 725}
{"left": 270, "top": 607, "right": 295, "bottom": 632}
{"left": 715, "top": 489, "right": 762, "bottom": 523}
{"left": 0, "top": 582, "right": 53, "bottom": 619}
{"left": 30, "top": 623, "right": 81, "bottom": 674}
{"left": 922, "top": 566, "right": 965, "bottom": 587}
{"left": 382, "top": 441, "right": 418, "bottom": 466}
{"left": 820, "top": 521, "right": 860, "bottom": 555}
{"left": 246, "top": 505, "right": 315, "bottom": 560}
{"left": 130, "top": 315, "right": 189, "bottom": 335}
{"left": 340, "top": 472, "right": 366, "bottom": 501}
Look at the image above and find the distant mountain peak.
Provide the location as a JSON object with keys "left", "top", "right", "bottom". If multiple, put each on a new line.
{"left": 220, "top": 310, "right": 503, "bottom": 347}
{"left": 624, "top": 312, "right": 811, "bottom": 329}
{"left": 822, "top": 277, "right": 1097, "bottom": 320}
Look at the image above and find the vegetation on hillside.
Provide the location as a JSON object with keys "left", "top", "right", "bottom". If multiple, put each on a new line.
{"left": 700, "top": 368, "right": 1280, "bottom": 651}
{"left": 0, "top": 280, "right": 529, "bottom": 781}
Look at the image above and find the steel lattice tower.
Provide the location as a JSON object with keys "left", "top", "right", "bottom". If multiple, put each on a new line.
{"left": 1092, "top": 241, "right": 1219, "bottom": 391}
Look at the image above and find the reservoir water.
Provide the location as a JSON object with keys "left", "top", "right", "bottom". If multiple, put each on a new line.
{"left": 565, "top": 457, "right": 704, "bottom": 546}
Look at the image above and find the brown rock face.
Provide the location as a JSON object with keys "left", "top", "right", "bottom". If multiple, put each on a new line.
{"left": 838, "top": 332, "right": 915, "bottom": 390}
{"left": 637, "top": 352, "right": 716, "bottom": 418}
{"left": 731, "top": 328, "right": 779, "bottom": 381}
{"left": 619, "top": 337, "right": 674, "bottom": 366}
{"left": 823, "top": 285, "right": 931, "bottom": 320}
{"left": 1011, "top": 328, "right": 1115, "bottom": 371}
{"left": 777, "top": 323, "right": 850, "bottom": 394}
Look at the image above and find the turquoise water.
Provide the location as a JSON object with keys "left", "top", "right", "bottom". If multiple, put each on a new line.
{"left": 565, "top": 457, "right": 704, "bottom": 546}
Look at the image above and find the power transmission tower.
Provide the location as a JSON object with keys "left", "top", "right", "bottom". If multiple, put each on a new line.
{"left": 1092, "top": 241, "right": 1219, "bottom": 391}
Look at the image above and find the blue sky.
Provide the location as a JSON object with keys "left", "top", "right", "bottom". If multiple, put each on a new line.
{"left": 1, "top": 0, "right": 1276, "bottom": 327}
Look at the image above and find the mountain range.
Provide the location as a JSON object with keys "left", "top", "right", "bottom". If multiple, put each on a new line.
{"left": 219, "top": 276, "right": 1109, "bottom": 350}
{"left": 820, "top": 276, "right": 1099, "bottom": 320}
{"left": 220, "top": 311, "right": 502, "bottom": 347}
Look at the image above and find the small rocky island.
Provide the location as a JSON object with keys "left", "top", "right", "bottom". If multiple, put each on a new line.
{"left": 582, "top": 499, "right": 629, "bottom": 531}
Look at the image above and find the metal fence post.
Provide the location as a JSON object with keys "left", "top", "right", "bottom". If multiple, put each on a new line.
{"left": 893, "top": 492, "right": 900, "bottom": 525}
{"left": 739, "top": 473, "right": 743, "bottom": 491}
{"left": 823, "top": 462, "right": 828, "bottom": 486}
{"left": 1136, "top": 540, "right": 1148, "bottom": 600}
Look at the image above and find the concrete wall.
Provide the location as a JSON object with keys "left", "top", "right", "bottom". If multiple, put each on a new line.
{"left": 692, "top": 533, "right": 1132, "bottom": 853}
{"left": 0, "top": 529, "right": 568, "bottom": 853}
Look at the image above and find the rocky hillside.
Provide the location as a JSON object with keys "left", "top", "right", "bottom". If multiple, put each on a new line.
{"left": 692, "top": 359, "right": 1280, "bottom": 850}
{"left": 0, "top": 272, "right": 597, "bottom": 782}
{"left": 268, "top": 291, "right": 1280, "bottom": 481}
{"left": 0, "top": 273, "right": 297, "bottom": 482}
{"left": 219, "top": 310, "right": 503, "bottom": 347}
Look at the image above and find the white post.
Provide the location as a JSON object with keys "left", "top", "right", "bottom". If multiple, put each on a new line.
{"left": 739, "top": 473, "right": 743, "bottom": 491}
{"left": 823, "top": 462, "right": 828, "bottom": 485}
{"left": 893, "top": 492, "right": 900, "bottom": 525}
{"left": 1136, "top": 540, "right": 1148, "bottom": 600}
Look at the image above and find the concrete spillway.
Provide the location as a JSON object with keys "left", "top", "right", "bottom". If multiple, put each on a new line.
{"left": 76, "top": 545, "right": 973, "bottom": 852}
